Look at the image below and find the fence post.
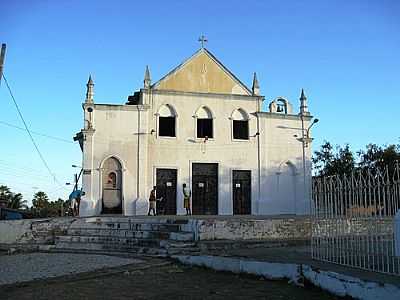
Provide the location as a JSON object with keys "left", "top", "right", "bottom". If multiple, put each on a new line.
{"left": 395, "top": 210, "right": 400, "bottom": 257}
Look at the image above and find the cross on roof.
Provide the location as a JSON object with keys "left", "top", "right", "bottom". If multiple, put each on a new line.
{"left": 198, "top": 35, "right": 208, "bottom": 48}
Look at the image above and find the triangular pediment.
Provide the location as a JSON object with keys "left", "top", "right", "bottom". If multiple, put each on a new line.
{"left": 152, "top": 49, "right": 251, "bottom": 95}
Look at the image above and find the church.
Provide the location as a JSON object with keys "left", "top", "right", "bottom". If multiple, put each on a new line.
{"left": 74, "top": 43, "right": 315, "bottom": 217}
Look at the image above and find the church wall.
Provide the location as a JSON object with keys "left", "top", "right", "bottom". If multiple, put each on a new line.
{"left": 80, "top": 104, "right": 150, "bottom": 216}
{"left": 258, "top": 114, "right": 312, "bottom": 215}
{"left": 146, "top": 91, "right": 260, "bottom": 215}
{"left": 79, "top": 98, "right": 313, "bottom": 217}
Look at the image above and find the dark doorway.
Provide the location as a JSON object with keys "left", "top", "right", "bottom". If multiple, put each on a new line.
{"left": 102, "top": 157, "right": 122, "bottom": 214}
{"left": 192, "top": 163, "right": 218, "bottom": 215}
{"left": 156, "top": 168, "right": 177, "bottom": 215}
{"left": 233, "top": 170, "right": 251, "bottom": 215}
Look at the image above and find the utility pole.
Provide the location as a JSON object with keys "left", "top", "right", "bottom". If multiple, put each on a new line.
{"left": 74, "top": 173, "right": 78, "bottom": 191}
{"left": 0, "top": 44, "right": 6, "bottom": 86}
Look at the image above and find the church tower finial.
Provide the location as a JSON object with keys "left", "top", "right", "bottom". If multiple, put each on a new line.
{"left": 144, "top": 65, "right": 151, "bottom": 89}
{"left": 252, "top": 72, "right": 260, "bottom": 96}
{"left": 85, "top": 75, "right": 94, "bottom": 103}
{"left": 299, "top": 88, "right": 309, "bottom": 115}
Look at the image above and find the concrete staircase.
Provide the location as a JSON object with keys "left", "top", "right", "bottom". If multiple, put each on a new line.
{"left": 54, "top": 217, "right": 199, "bottom": 256}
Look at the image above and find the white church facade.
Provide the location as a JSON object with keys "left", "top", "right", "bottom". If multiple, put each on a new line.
{"left": 74, "top": 47, "right": 315, "bottom": 217}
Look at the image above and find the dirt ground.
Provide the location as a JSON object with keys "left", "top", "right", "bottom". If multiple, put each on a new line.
{"left": 0, "top": 257, "right": 341, "bottom": 300}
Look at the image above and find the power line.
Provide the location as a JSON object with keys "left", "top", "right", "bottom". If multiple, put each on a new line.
{"left": 0, "top": 159, "right": 59, "bottom": 175}
{"left": 2, "top": 73, "right": 63, "bottom": 187}
{"left": 0, "top": 120, "right": 74, "bottom": 144}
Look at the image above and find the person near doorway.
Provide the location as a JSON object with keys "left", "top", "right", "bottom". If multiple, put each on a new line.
{"left": 182, "top": 183, "right": 191, "bottom": 215}
{"left": 148, "top": 186, "right": 157, "bottom": 216}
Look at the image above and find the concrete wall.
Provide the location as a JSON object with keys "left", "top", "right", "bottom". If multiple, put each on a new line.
{"left": 0, "top": 218, "right": 76, "bottom": 248}
{"left": 0, "top": 217, "right": 311, "bottom": 247}
{"left": 259, "top": 113, "right": 312, "bottom": 215}
{"left": 193, "top": 217, "right": 311, "bottom": 240}
{"left": 80, "top": 104, "right": 150, "bottom": 216}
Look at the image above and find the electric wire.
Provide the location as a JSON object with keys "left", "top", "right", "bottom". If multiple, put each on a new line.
{"left": 1, "top": 73, "right": 63, "bottom": 187}
{"left": 0, "top": 120, "right": 74, "bottom": 144}
{"left": 0, "top": 159, "right": 59, "bottom": 176}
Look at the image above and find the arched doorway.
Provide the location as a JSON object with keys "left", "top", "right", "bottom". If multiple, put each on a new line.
{"left": 276, "top": 161, "right": 298, "bottom": 214}
{"left": 102, "top": 157, "right": 122, "bottom": 214}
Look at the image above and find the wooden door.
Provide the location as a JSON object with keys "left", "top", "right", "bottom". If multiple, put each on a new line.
{"left": 192, "top": 163, "right": 218, "bottom": 215}
{"left": 233, "top": 170, "right": 251, "bottom": 215}
{"left": 156, "top": 168, "right": 177, "bottom": 215}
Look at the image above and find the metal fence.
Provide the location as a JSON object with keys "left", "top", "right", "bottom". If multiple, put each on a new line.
{"left": 311, "top": 162, "right": 400, "bottom": 276}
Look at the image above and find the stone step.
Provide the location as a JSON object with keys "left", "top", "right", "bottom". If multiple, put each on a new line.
{"left": 66, "top": 229, "right": 194, "bottom": 241}
{"left": 166, "top": 247, "right": 201, "bottom": 255}
{"left": 54, "top": 241, "right": 199, "bottom": 256}
{"left": 54, "top": 241, "right": 168, "bottom": 255}
{"left": 55, "top": 235, "right": 163, "bottom": 248}
{"left": 71, "top": 223, "right": 185, "bottom": 232}
{"left": 67, "top": 229, "right": 170, "bottom": 240}
{"left": 80, "top": 217, "right": 189, "bottom": 225}
{"left": 159, "top": 240, "right": 197, "bottom": 249}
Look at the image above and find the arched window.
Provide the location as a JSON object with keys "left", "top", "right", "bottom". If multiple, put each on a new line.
{"left": 232, "top": 109, "right": 249, "bottom": 140}
{"left": 196, "top": 106, "right": 213, "bottom": 139}
{"left": 158, "top": 104, "right": 176, "bottom": 137}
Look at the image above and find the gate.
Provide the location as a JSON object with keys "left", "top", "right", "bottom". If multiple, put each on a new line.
{"left": 192, "top": 163, "right": 218, "bottom": 215}
{"left": 156, "top": 168, "right": 177, "bottom": 215}
{"left": 311, "top": 162, "right": 400, "bottom": 275}
{"left": 233, "top": 170, "right": 251, "bottom": 215}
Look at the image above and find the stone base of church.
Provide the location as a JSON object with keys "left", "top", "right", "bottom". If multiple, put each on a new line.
{"left": 0, "top": 215, "right": 310, "bottom": 251}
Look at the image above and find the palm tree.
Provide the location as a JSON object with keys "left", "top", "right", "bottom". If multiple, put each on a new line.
{"left": 8, "top": 193, "right": 28, "bottom": 210}
{"left": 32, "top": 191, "right": 49, "bottom": 209}
{"left": 0, "top": 185, "right": 12, "bottom": 206}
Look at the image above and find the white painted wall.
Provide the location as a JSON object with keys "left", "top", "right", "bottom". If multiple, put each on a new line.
{"left": 79, "top": 90, "right": 313, "bottom": 216}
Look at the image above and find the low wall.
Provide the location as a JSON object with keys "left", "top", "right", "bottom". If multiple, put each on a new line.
{"left": 0, "top": 218, "right": 76, "bottom": 249}
{"left": 192, "top": 217, "right": 311, "bottom": 241}
{"left": 0, "top": 216, "right": 311, "bottom": 249}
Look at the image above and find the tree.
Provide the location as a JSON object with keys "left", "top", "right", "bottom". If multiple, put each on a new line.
{"left": 0, "top": 185, "right": 12, "bottom": 205}
{"left": 313, "top": 141, "right": 400, "bottom": 177}
{"left": 313, "top": 141, "right": 355, "bottom": 176}
{"left": 0, "top": 185, "right": 28, "bottom": 210}
{"left": 358, "top": 143, "right": 400, "bottom": 174}
{"left": 8, "top": 193, "right": 27, "bottom": 210}
{"left": 32, "top": 191, "right": 49, "bottom": 209}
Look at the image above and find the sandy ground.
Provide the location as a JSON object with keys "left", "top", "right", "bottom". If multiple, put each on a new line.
{"left": 0, "top": 254, "right": 341, "bottom": 300}
{"left": 0, "top": 253, "right": 140, "bottom": 285}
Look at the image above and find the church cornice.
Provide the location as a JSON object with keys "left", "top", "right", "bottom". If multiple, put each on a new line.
{"left": 256, "top": 112, "right": 313, "bottom": 121}
{"left": 92, "top": 104, "right": 151, "bottom": 111}
{"left": 142, "top": 88, "right": 263, "bottom": 102}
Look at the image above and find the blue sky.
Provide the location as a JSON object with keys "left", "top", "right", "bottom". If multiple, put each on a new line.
{"left": 0, "top": 0, "right": 399, "bottom": 205}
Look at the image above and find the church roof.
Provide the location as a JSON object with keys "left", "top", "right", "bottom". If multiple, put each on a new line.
{"left": 152, "top": 48, "right": 252, "bottom": 96}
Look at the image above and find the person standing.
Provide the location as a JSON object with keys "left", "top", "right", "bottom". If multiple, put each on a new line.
{"left": 148, "top": 186, "right": 157, "bottom": 216}
{"left": 69, "top": 189, "right": 85, "bottom": 217}
{"left": 182, "top": 183, "right": 191, "bottom": 215}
